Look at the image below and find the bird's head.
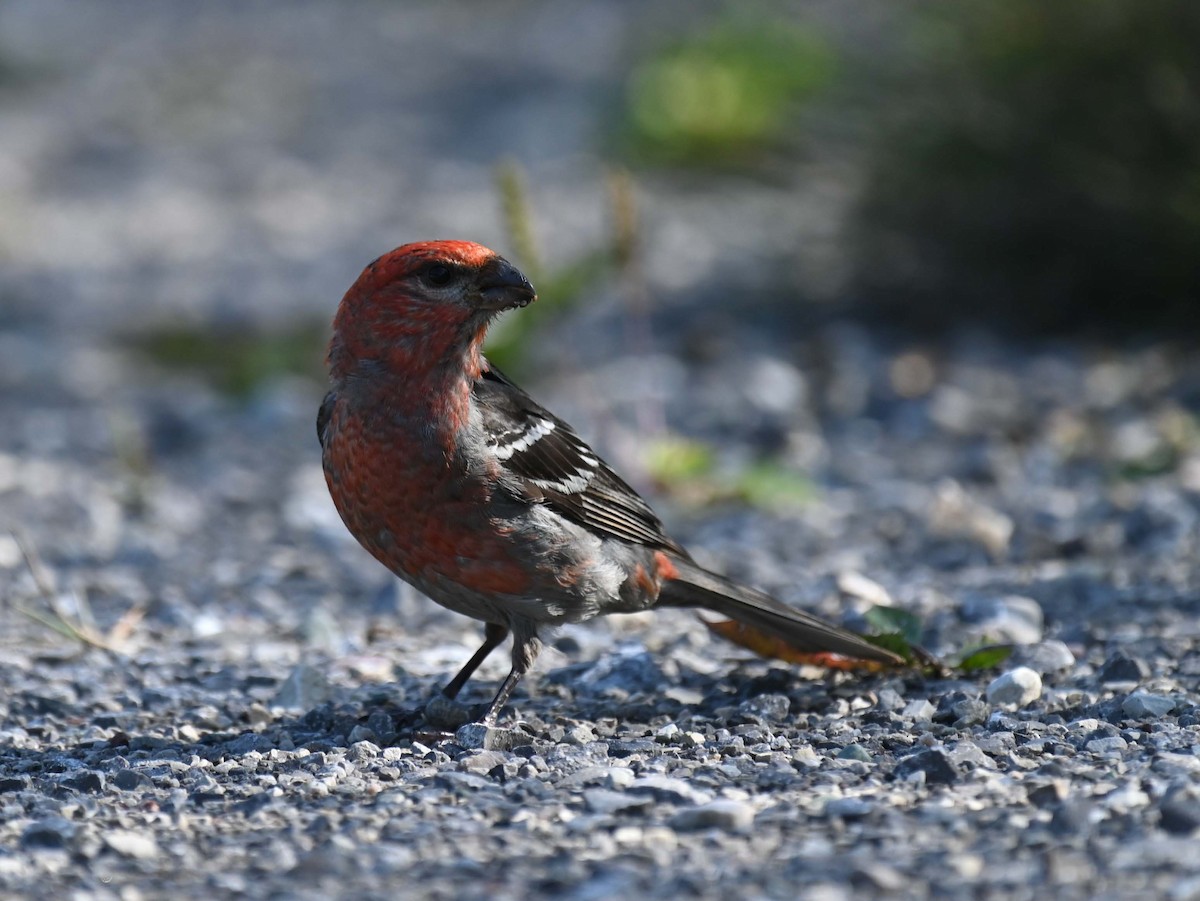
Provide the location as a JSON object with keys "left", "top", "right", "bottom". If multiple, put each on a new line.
{"left": 329, "top": 240, "right": 536, "bottom": 381}
{"left": 354, "top": 240, "right": 536, "bottom": 316}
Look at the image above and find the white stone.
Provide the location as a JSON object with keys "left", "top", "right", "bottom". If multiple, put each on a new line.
{"left": 986, "top": 667, "right": 1042, "bottom": 706}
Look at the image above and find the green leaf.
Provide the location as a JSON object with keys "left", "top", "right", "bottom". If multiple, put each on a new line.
{"left": 955, "top": 644, "right": 1016, "bottom": 672}
{"left": 863, "top": 632, "right": 915, "bottom": 663}
{"left": 864, "top": 605, "right": 923, "bottom": 645}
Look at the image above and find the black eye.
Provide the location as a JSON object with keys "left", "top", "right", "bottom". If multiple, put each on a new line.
{"left": 425, "top": 264, "right": 453, "bottom": 286}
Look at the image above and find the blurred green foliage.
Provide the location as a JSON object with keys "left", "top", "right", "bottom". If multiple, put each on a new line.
{"left": 955, "top": 644, "right": 1017, "bottom": 672}
{"left": 644, "top": 435, "right": 814, "bottom": 511}
{"left": 644, "top": 435, "right": 716, "bottom": 485}
{"left": 852, "top": 0, "right": 1200, "bottom": 336}
{"left": 486, "top": 162, "right": 637, "bottom": 374}
{"left": 864, "top": 605, "right": 923, "bottom": 646}
{"left": 128, "top": 320, "right": 327, "bottom": 397}
{"left": 491, "top": 161, "right": 818, "bottom": 514}
{"left": 623, "top": 19, "right": 837, "bottom": 166}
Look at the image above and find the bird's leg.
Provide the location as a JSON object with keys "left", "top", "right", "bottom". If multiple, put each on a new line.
{"left": 441, "top": 622, "right": 509, "bottom": 700}
{"left": 479, "top": 630, "right": 541, "bottom": 726}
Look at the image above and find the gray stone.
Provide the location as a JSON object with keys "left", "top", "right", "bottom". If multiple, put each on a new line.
{"left": 950, "top": 697, "right": 990, "bottom": 726}
{"left": 562, "top": 724, "right": 596, "bottom": 745}
{"left": 825, "top": 797, "right": 873, "bottom": 820}
{"left": 604, "top": 767, "right": 636, "bottom": 789}
{"left": 903, "top": 699, "right": 936, "bottom": 721}
{"left": 838, "top": 744, "right": 873, "bottom": 762}
{"left": 669, "top": 800, "right": 754, "bottom": 832}
{"left": 1159, "top": 791, "right": 1200, "bottom": 835}
{"left": 1016, "top": 640, "right": 1076, "bottom": 674}
{"left": 63, "top": 771, "right": 106, "bottom": 793}
{"left": 1028, "top": 781, "right": 1069, "bottom": 808}
{"left": 1098, "top": 652, "right": 1150, "bottom": 684}
{"left": 947, "top": 741, "right": 995, "bottom": 771}
{"left": 966, "top": 594, "right": 1044, "bottom": 644}
{"left": 875, "top": 688, "right": 905, "bottom": 712}
{"left": 225, "top": 732, "right": 275, "bottom": 755}
{"left": 458, "top": 750, "right": 508, "bottom": 775}
{"left": 894, "top": 749, "right": 960, "bottom": 785}
{"left": 1122, "top": 692, "right": 1176, "bottom": 719}
{"left": 1050, "top": 801, "right": 1094, "bottom": 836}
{"left": 560, "top": 766, "right": 633, "bottom": 789}
{"left": 21, "top": 818, "right": 76, "bottom": 849}
{"left": 628, "top": 775, "right": 711, "bottom": 805}
{"left": 739, "top": 693, "right": 791, "bottom": 721}
{"left": 852, "top": 862, "right": 906, "bottom": 892}
{"left": 1085, "top": 736, "right": 1129, "bottom": 755}
{"left": 653, "top": 723, "right": 679, "bottom": 741}
{"left": 433, "top": 771, "right": 492, "bottom": 793}
{"left": 346, "top": 725, "right": 378, "bottom": 745}
{"left": 271, "top": 664, "right": 333, "bottom": 710}
{"left": 583, "top": 789, "right": 653, "bottom": 815}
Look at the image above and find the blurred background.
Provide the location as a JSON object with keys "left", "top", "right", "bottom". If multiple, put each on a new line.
{"left": 4, "top": 6, "right": 1200, "bottom": 896}
{"left": 2, "top": 0, "right": 1199, "bottom": 655}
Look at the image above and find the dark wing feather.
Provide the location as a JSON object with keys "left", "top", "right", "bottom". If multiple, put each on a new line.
{"left": 317, "top": 391, "right": 336, "bottom": 447}
{"left": 474, "top": 365, "right": 683, "bottom": 554}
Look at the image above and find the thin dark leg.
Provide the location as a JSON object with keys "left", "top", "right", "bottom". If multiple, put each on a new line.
{"left": 441, "top": 622, "right": 509, "bottom": 700}
{"left": 480, "top": 670, "right": 524, "bottom": 726}
{"left": 479, "top": 630, "right": 542, "bottom": 725}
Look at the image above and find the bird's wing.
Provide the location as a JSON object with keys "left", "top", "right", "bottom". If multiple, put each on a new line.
{"left": 473, "top": 364, "right": 684, "bottom": 554}
{"left": 317, "top": 391, "right": 336, "bottom": 446}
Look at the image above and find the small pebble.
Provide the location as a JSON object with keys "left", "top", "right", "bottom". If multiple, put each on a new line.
{"left": 986, "top": 668, "right": 1042, "bottom": 706}
{"left": 584, "top": 789, "right": 653, "bottom": 815}
{"left": 1159, "top": 788, "right": 1200, "bottom": 836}
{"left": 1097, "top": 652, "right": 1150, "bottom": 685}
{"left": 272, "top": 664, "right": 333, "bottom": 710}
{"left": 1122, "top": 691, "right": 1176, "bottom": 719}
{"left": 903, "top": 699, "right": 936, "bottom": 721}
{"left": 1028, "top": 781, "right": 1069, "bottom": 808}
{"left": 628, "top": 776, "right": 711, "bottom": 806}
{"left": 458, "top": 750, "right": 508, "bottom": 775}
{"left": 669, "top": 800, "right": 754, "bottom": 832}
{"left": 1016, "top": 640, "right": 1076, "bottom": 674}
{"left": 103, "top": 830, "right": 159, "bottom": 860}
{"left": 1084, "top": 736, "right": 1128, "bottom": 755}
{"left": 894, "top": 749, "right": 960, "bottom": 785}
{"left": 838, "top": 744, "right": 873, "bottom": 762}
{"left": 21, "top": 818, "right": 75, "bottom": 849}
{"left": 825, "top": 797, "right": 873, "bottom": 820}
{"left": 966, "top": 594, "right": 1045, "bottom": 645}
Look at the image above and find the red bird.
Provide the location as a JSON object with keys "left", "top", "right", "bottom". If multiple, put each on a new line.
{"left": 319, "top": 240, "right": 899, "bottom": 724}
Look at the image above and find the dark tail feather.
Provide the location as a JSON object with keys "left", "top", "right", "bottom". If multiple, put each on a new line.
{"left": 659, "top": 558, "right": 902, "bottom": 665}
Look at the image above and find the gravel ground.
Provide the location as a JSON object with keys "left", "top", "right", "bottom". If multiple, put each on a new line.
{"left": 3, "top": 4, "right": 1200, "bottom": 900}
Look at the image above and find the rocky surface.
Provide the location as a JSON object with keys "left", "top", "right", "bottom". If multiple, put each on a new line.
{"left": 2, "top": 3, "right": 1200, "bottom": 900}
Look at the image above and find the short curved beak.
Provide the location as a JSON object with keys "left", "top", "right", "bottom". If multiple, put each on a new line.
{"left": 477, "top": 256, "right": 537, "bottom": 311}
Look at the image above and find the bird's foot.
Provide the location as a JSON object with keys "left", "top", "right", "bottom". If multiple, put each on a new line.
{"left": 455, "top": 720, "right": 518, "bottom": 751}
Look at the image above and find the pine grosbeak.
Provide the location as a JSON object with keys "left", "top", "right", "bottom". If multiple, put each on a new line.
{"left": 319, "top": 240, "right": 899, "bottom": 724}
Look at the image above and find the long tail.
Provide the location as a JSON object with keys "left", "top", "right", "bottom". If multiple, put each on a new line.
{"left": 658, "top": 557, "right": 902, "bottom": 665}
